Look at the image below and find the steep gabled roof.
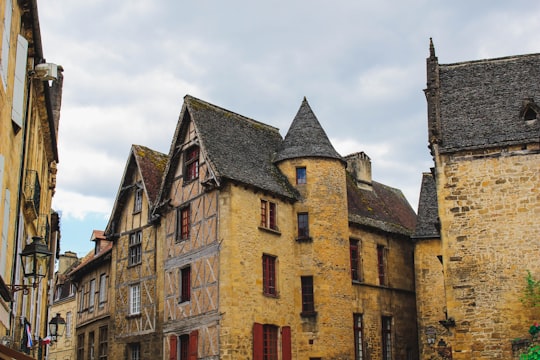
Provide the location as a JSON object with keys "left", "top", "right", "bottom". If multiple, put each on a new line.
{"left": 437, "top": 53, "right": 540, "bottom": 152}
{"left": 105, "top": 145, "right": 167, "bottom": 235}
{"left": 413, "top": 172, "right": 440, "bottom": 240}
{"left": 274, "top": 98, "right": 343, "bottom": 163}
{"left": 157, "top": 95, "right": 298, "bottom": 205}
{"left": 347, "top": 175, "right": 416, "bottom": 236}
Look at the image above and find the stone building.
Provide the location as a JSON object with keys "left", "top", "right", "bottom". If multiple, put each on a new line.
{"left": 104, "top": 144, "right": 167, "bottom": 360}
{"left": 414, "top": 41, "right": 540, "bottom": 359}
{"left": 0, "top": 0, "right": 63, "bottom": 358}
{"left": 152, "top": 95, "right": 417, "bottom": 359}
{"left": 70, "top": 231, "right": 112, "bottom": 360}
{"left": 48, "top": 252, "right": 79, "bottom": 360}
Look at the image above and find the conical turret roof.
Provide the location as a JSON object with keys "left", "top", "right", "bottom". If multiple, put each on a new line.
{"left": 274, "top": 98, "right": 343, "bottom": 163}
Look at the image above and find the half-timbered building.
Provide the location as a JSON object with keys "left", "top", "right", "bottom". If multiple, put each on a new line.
{"left": 104, "top": 144, "right": 168, "bottom": 360}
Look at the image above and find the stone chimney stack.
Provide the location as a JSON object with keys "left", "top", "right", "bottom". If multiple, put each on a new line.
{"left": 345, "top": 152, "right": 372, "bottom": 191}
{"left": 50, "top": 66, "right": 64, "bottom": 138}
{"left": 58, "top": 251, "right": 78, "bottom": 274}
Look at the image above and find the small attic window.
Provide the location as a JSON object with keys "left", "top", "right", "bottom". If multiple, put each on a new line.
{"left": 524, "top": 107, "right": 537, "bottom": 121}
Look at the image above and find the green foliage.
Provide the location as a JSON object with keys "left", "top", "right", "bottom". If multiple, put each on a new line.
{"left": 521, "top": 271, "right": 540, "bottom": 309}
{"left": 520, "top": 345, "right": 540, "bottom": 360}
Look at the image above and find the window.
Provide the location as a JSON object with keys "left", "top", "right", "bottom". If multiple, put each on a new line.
{"left": 129, "top": 343, "right": 140, "bottom": 360}
{"left": 89, "top": 331, "right": 95, "bottom": 360}
{"left": 377, "top": 245, "right": 387, "bottom": 286}
{"left": 263, "top": 325, "right": 278, "bottom": 360}
{"left": 296, "top": 167, "right": 306, "bottom": 184}
{"left": 129, "top": 231, "right": 142, "bottom": 266}
{"left": 129, "top": 284, "right": 141, "bottom": 315}
{"left": 134, "top": 186, "right": 143, "bottom": 213}
{"left": 89, "top": 279, "right": 96, "bottom": 311}
{"left": 99, "top": 273, "right": 107, "bottom": 305}
{"left": 179, "top": 334, "right": 189, "bottom": 360}
{"left": 382, "top": 316, "right": 392, "bottom": 360}
{"left": 98, "top": 326, "right": 108, "bottom": 360}
{"left": 179, "top": 266, "right": 191, "bottom": 303}
{"left": 66, "top": 312, "right": 72, "bottom": 338}
{"left": 260, "top": 200, "right": 277, "bottom": 231}
{"left": 170, "top": 332, "right": 198, "bottom": 360}
{"left": 184, "top": 146, "right": 199, "bottom": 182}
{"left": 262, "top": 255, "right": 277, "bottom": 296}
{"left": 354, "top": 314, "right": 365, "bottom": 360}
{"left": 350, "top": 240, "right": 361, "bottom": 282}
{"left": 79, "top": 288, "right": 85, "bottom": 312}
{"left": 297, "top": 213, "right": 309, "bottom": 239}
{"left": 176, "top": 206, "right": 190, "bottom": 242}
{"left": 77, "top": 334, "right": 85, "bottom": 360}
{"left": 253, "top": 324, "right": 290, "bottom": 360}
{"left": 301, "top": 276, "right": 315, "bottom": 316}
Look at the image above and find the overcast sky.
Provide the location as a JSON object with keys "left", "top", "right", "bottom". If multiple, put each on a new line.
{"left": 37, "top": 1, "right": 540, "bottom": 257}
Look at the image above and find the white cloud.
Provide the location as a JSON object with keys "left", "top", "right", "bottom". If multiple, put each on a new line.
{"left": 53, "top": 189, "right": 111, "bottom": 221}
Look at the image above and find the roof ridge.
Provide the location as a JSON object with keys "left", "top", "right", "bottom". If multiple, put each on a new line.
{"left": 184, "top": 94, "right": 281, "bottom": 133}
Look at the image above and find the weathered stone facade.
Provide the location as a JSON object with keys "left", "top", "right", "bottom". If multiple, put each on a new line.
{"left": 415, "top": 42, "right": 540, "bottom": 360}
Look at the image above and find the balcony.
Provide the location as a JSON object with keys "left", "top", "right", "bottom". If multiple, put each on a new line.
{"left": 23, "top": 170, "right": 41, "bottom": 220}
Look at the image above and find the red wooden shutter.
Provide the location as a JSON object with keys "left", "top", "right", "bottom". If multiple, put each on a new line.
{"left": 281, "top": 326, "right": 292, "bottom": 360}
{"left": 169, "top": 335, "right": 177, "bottom": 360}
{"left": 253, "top": 323, "right": 263, "bottom": 360}
{"left": 189, "top": 330, "right": 198, "bottom": 360}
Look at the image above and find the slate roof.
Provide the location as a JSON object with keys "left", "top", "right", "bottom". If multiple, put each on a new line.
{"left": 105, "top": 145, "right": 167, "bottom": 235}
{"left": 179, "top": 95, "right": 299, "bottom": 199}
{"left": 438, "top": 53, "right": 540, "bottom": 153}
{"left": 347, "top": 175, "right": 417, "bottom": 236}
{"left": 132, "top": 144, "right": 168, "bottom": 206}
{"left": 69, "top": 230, "right": 112, "bottom": 280}
{"left": 413, "top": 172, "right": 440, "bottom": 240}
{"left": 275, "top": 98, "right": 344, "bottom": 163}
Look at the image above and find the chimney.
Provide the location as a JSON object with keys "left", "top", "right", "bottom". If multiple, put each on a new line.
{"left": 50, "top": 66, "right": 64, "bottom": 139}
{"left": 345, "top": 152, "right": 372, "bottom": 191}
{"left": 58, "top": 251, "right": 78, "bottom": 274}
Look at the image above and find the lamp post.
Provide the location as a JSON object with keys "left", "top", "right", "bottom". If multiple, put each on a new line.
{"left": 48, "top": 313, "right": 66, "bottom": 342}
{"left": 7, "top": 236, "right": 52, "bottom": 296}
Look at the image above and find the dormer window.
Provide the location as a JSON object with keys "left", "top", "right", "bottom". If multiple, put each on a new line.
{"left": 134, "top": 186, "right": 143, "bottom": 213}
{"left": 520, "top": 98, "right": 539, "bottom": 122}
{"left": 524, "top": 107, "right": 537, "bottom": 121}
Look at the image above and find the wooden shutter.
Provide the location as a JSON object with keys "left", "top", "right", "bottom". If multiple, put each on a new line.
{"left": 281, "top": 326, "right": 292, "bottom": 360}
{"left": 11, "top": 34, "right": 28, "bottom": 128}
{"left": 169, "top": 335, "right": 177, "bottom": 360}
{"left": 189, "top": 330, "right": 198, "bottom": 360}
{"left": 253, "top": 323, "right": 263, "bottom": 360}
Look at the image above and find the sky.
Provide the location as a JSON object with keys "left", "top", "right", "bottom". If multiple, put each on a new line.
{"left": 37, "top": 1, "right": 540, "bottom": 257}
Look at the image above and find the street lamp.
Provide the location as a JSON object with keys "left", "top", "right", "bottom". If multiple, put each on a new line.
{"left": 48, "top": 313, "right": 66, "bottom": 341}
{"left": 7, "top": 236, "right": 52, "bottom": 295}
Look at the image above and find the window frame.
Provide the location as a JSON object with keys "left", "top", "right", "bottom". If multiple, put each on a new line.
{"left": 179, "top": 266, "right": 191, "bottom": 303}
{"left": 128, "top": 231, "right": 142, "bottom": 266}
{"left": 129, "top": 284, "right": 141, "bottom": 315}
{"left": 263, "top": 325, "right": 278, "bottom": 360}
{"left": 133, "top": 186, "right": 143, "bottom": 213}
{"left": 296, "top": 167, "right": 307, "bottom": 185}
{"left": 99, "top": 273, "right": 107, "bottom": 306}
{"left": 377, "top": 245, "right": 387, "bottom": 286}
{"left": 178, "top": 334, "right": 189, "bottom": 360}
{"left": 300, "top": 276, "right": 316, "bottom": 317}
{"left": 77, "top": 333, "right": 85, "bottom": 360}
{"left": 88, "top": 331, "right": 95, "bottom": 360}
{"left": 65, "top": 311, "right": 72, "bottom": 338}
{"left": 354, "top": 313, "right": 365, "bottom": 360}
{"left": 98, "top": 326, "right": 108, "bottom": 360}
{"left": 88, "top": 278, "right": 96, "bottom": 312}
{"left": 260, "top": 200, "right": 278, "bottom": 232}
{"left": 184, "top": 146, "right": 199, "bottom": 182}
{"left": 176, "top": 206, "right": 190, "bottom": 242}
{"left": 262, "top": 254, "right": 277, "bottom": 297}
{"left": 350, "top": 239, "right": 361, "bottom": 282}
{"left": 129, "top": 343, "right": 141, "bottom": 360}
{"left": 297, "top": 212, "right": 309, "bottom": 240}
{"left": 382, "top": 316, "right": 392, "bottom": 360}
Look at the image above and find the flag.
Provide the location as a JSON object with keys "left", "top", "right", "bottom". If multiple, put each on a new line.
{"left": 42, "top": 336, "right": 52, "bottom": 345}
{"left": 25, "top": 321, "right": 33, "bottom": 348}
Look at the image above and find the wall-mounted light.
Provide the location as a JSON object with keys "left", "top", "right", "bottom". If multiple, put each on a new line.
{"left": 6, "top": 237, "right": 52, "bottom": 296}
{"left": 48, "top": 313, "right": 66, "bottom": 342}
